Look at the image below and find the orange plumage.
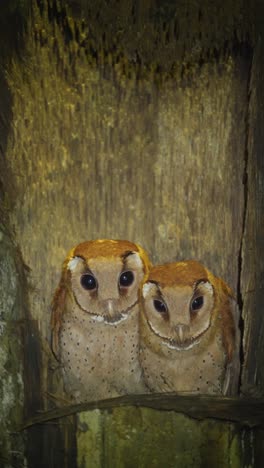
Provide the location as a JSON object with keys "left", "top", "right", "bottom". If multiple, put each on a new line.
{"left": 51, "top": 239, "right": 151, "bottom": 402}
{"left": 139, "top": 260, "right": 240, "bottom": 395}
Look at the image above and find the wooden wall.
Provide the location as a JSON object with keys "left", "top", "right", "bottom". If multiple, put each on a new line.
{"left": 0, "top": 1, "right": 263, "bottom": 466}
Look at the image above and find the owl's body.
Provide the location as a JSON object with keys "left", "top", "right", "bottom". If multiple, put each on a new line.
{"left": 51, "top": 239, "right": 151, "bottom": 402}
{"left": 140, "top": 261, "right": 240, "bottom": 395}
{"left": 58, "top": 303, "right": 142, "bottom": 400}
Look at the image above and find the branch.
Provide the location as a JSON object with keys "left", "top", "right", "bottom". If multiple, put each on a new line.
{"left": 20, "top": 393, "right": 264, "bottom": 430}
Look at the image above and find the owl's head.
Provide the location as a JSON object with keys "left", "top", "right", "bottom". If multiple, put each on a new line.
{"left": 51, "top": 239, "right": 151, "bottom": 352}
{"left": 141, "top": 260, "right": 235, "bottom": 356}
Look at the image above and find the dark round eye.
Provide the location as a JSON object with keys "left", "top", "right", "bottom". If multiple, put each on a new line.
{"left": 119, "top": 271, "right": 134, "bottom": 287}
{"left": 153, "top": 299, "right": 167, "bottom": 313}
{"left": 191, "top": 296, "right": 204, "bottom": 311}
{"left": 80, "top": 274, "right": 97, "bottom": 290}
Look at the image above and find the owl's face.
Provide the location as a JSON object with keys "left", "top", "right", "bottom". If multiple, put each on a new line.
{"left": 63, "top": 239, "right": 150, "bottom": 323}
{"left": 141, "top": 261, "right": 216, "bottom": 351}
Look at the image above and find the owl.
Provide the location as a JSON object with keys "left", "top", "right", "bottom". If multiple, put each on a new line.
{"left": 139, "top": 260, "right": 240, "bottom": 395}
{"left": 51, "top": 239, "right": 151, "bottom": 402}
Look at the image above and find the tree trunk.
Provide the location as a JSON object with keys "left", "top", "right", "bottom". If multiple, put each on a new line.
{"left": 0, "top": 1, "right": 263, "bottom": 466}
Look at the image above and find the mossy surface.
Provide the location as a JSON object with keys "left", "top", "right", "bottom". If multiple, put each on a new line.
{"left": 0, "top": 230, "right": 25, "bottom": 467}
{"left": 75, "top": 408, "right": 245, "bottom": 468}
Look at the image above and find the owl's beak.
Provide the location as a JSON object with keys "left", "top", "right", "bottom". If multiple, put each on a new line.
{"left": 106, "top": 300, "right": 114, "bottom": 316}
{"left": 175, "top": 324, "right": 190, "bottom": 342}
{"left": 103, "top": 299, "right": 125, "bottom": 323}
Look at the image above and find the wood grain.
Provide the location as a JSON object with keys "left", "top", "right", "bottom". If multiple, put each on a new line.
{"left": 241, "top": 37, "right": 264, "bottom": 393}
{"left": 21, "top": 393, "right": 264, "bottom": 430}
{"left": 0, "top": 0, "right": 263, "bottom": 466}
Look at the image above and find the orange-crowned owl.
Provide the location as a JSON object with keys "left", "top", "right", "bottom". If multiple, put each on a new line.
{"left": 51, "top": 239, "right": 151, "bottom": 402}
{"left": 139, "top": 261, "right": 240, "bottom": 395}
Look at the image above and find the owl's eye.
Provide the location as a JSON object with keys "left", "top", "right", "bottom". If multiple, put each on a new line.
{"left": 119, "top": 270, "right": 134, "bottom": 287}
{"left": 153, "top": 299, "right": 167, "bottom": 313}
{"left": 80, "top": 274, "right": 97, "bottom": 291}
{"left": 191, "top": 296, "right": 204, "bottom": 311}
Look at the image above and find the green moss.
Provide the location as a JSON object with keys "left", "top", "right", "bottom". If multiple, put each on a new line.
{"left": 77, "top": 410, "right": 104, "bottom": 468}
{"left": 0, "top": 231, "right": 25, "bottom": 466}
{"left": 75, "top": 408, "right": 244, "bottom": 467}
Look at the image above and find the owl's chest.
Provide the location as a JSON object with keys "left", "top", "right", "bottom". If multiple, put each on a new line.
{"left": 140, "top": 330, "right": 226, "bottom": 394}
{"left": 59, "top": 309, "right": 143, "bottom": 400}
{"left": 60, "top": 314, "right": 137, "bottom": 364}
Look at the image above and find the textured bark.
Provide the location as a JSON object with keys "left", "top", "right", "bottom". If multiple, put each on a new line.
{"left": 0, "top": 228, "right": 25, "bottom": 467}
{"left": 0, "top": 0, "right": 263, "bottom": 466}
{"left": 22, "top": 393, "right": 264, "bottom": 429}
{"left": 241, "top": 37, "right": 264, "bottom": 393}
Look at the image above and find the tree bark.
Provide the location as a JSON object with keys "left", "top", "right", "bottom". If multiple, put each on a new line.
{"left": 0, "top": 0, "right": 263, "bottom": 466}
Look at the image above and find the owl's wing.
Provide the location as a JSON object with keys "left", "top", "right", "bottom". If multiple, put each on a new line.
{"left": 222, "top": 298, "right": 241, "bottom": 396}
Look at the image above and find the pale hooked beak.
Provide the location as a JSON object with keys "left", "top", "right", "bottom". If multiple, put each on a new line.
{"left": 175, "top": 324, "right": 190, "bottom": 342}
{"left": 103, "top": 299, "right": 125, "bottom": 323}
{"left": 106, "top": 300, "right": 114, "bottom": 316}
